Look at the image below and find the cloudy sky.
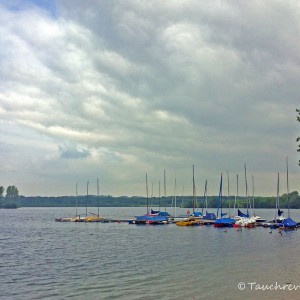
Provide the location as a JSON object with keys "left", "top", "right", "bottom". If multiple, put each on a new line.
{"left": 0, "top": 0, "right": 299, "bottom": 197}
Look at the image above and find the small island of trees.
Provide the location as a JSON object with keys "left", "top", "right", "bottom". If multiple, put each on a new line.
{"left": 0, "top": 185, "right": 19, "bottom": 208}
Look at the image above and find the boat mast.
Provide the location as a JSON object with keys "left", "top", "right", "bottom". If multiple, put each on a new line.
{"left": 181, "top": 185, "right": 184, "bottom": 208}
{"left": 286, "top": 157, "right": 290, "bottom": 218}
{"left": 158, "top": 180, "right": 161, "bottom": 211}
{"left": 244, "top": 164, "right": 249, "bottom": 215}
{"left": 146, "top": 173, "right": 149, "bottom": 215}
{"left": 252, "top": 175, "right": 255, "bottom": 216}
{"left": 75, "top": 182, "right": 78, "bottom": 216}
{"left": 164, "top": 170, "right": 166, "bottom": 212}
{"left": 192, "top": 165, "right": 195, "bottom": 214}
{"left": 97, "top": 178, "right": 100, "bottom": 217}
{"left": 227, "top": 170, "right": 230, "bottom": 217}
{"left": 202, "top": 180, "right": 207, "bottom": 215}
{"left": 233, "top": 174, "right": 238, "bottom": 216}
{"left": 217, "top": 173, "right": 223, "bottom": 218}
{"left": 174, "top": 175, "right": 177, "bottom": 218}
{"left": 275, "top": 173, "right": 279, "bottom": 220}
{"left": 150, "top": 182, "right": 154, "bottom": 212}
{"left": 86, "top": 180, "right": 89, "bottom": 217}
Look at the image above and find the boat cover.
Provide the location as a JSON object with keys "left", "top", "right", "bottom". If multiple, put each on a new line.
{"left": 238, "top": 209, "right": 249, "bottom": 218}
{"left": 150, "top": 209, "right": 170, "bottom": 217}
{"left": 281, "top": 217, "right": 297, "bottom": 228}
{"left": 203, "top": 212, "right": 217, "bottom": 220}
{"left": 135, "top": 215, "right": 168, "bottom": 222}
{"left": 214, "top": 218, "right": 236, "bottom": 225}
{"left": 193, "top": 212, "right": 202, "bottom": 217}
{"left": 158, "top": 212, "right": 170, "bottom": 217}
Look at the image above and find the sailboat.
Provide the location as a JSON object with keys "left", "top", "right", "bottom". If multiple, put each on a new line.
{"left": 176, "top": 165, "right": 201, "bottom": 226}
{"left": 201, "top": 180, "right": 217, "bottom": 224}
{"left": 191, "top": 165, "right": 203, "bottom": 218}
{"left": 233, "top": 166, "right": 256, "bottom": 228}
{"left": 213, "top": 173, "right": 236, "bottom": 227}
{"left": 279, "top": 158, "right": 297, "bottom": 230}
{"left": 267, "top": 173, "right": 285, "bottom": 228}
{"left": 129, "top": 173, "right": 169, "bottom": 225}
{"left": 150, "top": 171, "right": 171, "bottom": 218}
{"left": 55, "top": 182, "right": 85, "bottom": 222}
{"left": 85, "top": 179, "right": 104, "bottom": 222}
{"left": 250, "top": 175, "right": 266, "bottom": 225}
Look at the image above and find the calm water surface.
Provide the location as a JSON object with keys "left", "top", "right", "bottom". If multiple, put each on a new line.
{"left": 1, "top": 207, "right": 300, "bottom": 300}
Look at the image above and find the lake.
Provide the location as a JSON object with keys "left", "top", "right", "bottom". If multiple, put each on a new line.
{"left": 1, "top": 207, "right": 300, "bottom": 300}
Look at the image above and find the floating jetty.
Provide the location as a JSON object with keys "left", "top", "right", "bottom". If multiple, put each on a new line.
{"left": 55, "top": 217, "right": 134, "bottom": 223}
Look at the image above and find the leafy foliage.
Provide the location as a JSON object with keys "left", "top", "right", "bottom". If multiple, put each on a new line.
{"left": 0, "top": 185, "right": 19, "bottom": 208}
{"left": 6, "top": 185, "right": 19, "bottom": 198}
{"left": 12, "top": 192, "right": 300, "bottom": 208}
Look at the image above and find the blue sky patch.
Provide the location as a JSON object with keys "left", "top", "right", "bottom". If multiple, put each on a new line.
{"left": 1, "top": 0, "right": 57, "bottom": 17}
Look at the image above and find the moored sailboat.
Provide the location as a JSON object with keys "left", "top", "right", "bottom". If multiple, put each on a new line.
{"left": 129, "top": 173, "right": 169, "bottom": 225}
{"left": 278, "top": 158, "right": 297, "bottom": 230}
{"left": 85, "top": 178, "right": 104, "bottom": 222}
{"left": 213, "top": 173, "right": 236, "bottom": 228}
{"left": 176, "top": 165, "right": 201, "bottom": 226}
{"left": 233, "top": 166, "right": 256, "bottom": 228}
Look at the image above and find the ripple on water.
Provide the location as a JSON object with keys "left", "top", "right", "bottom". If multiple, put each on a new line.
{"left": 1, "top": 208, "right": 300, "bottom": 300}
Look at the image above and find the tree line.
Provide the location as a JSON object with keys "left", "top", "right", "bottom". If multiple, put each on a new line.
{"left": 3, "top": 190, "right": 300, "bottom": 209}
{"left": 0, "top": 185, "right": 19, "bottom": 208}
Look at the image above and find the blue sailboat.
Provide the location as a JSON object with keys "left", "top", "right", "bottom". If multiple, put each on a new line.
{"left": 269, "top": 173, "right": 285, "bottom": 228}
{"left": 278, "top": 158, "right": 297, "bottom": 230}
{"left": 214, "top": 174, "right": 236, "bottom": 228}
{"left": 129, "top": 173, "right": 169, "bottom": 225}
{"left": 279, "top": 217, "right": 297, "bottom": 230}
{"left": 201, "top": 180, "right": 217, "bottom": 223}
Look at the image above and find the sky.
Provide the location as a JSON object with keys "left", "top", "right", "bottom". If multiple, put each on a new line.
{"left": 0, "top": 0, "right": 299, "bottom": 197}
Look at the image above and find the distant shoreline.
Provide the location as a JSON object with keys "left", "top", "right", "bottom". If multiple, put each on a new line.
{"left": 1, "top": 192, "right": 299, "bottom": 209}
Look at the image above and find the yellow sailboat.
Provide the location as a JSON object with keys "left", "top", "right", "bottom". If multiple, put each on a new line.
{"left": 84, "top": 178, "right": 104, "bottom": 222}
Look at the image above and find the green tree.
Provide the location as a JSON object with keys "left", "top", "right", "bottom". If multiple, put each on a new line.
{"left": 6, "top": 185, "right": 19, "bottom": 198}
{"left": 297, "top": 109, "right": 300, "bottom": 165}
{"left": 4, "top": 186, "right": 19, "bottom": 208}
{"left": 0, "top": 186, "right": 4, "bottom": 207}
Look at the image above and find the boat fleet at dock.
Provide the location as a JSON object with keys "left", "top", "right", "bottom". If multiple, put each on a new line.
{"left": 56, "top": 160, "right": 299, "bottom": 230}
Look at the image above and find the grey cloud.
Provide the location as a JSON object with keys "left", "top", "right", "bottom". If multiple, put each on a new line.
{"left": 0, "top": 1, "right": 299, "bottom": 196}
